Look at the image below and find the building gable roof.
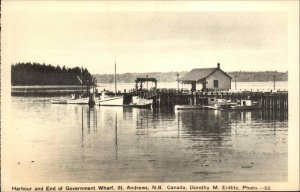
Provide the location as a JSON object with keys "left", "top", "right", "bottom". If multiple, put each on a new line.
{"left": 179, "top": 67, "right": 232, "bottom": 82}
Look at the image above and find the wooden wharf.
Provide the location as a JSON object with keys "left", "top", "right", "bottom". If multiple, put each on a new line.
{"left": 125, "top": 89, "right": 288, "bottom": 112}
{"left": 11, "top": 85, "right": 288, "bottom": 112}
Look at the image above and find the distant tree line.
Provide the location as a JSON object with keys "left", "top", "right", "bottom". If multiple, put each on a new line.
{"left": 228, "top": 71, "right": 288, "bottom": 82}
{"left": 94, "top": 71, "right": 288, "bottom": 83}
{"left": 94, "top": 72, "right": 187, "bottom": 83}
{"left": 11, "top": 62, "right": 94, "bottom": 85}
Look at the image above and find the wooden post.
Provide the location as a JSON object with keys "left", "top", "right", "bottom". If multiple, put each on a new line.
{"left": 234, "top": 76, "right": 237, "bottom": 90}
{"left": 194, "top": 92, "right": 198, "bottom": 105}
{"left": 190, "top": 92, "right": 194, "bottom": 105}
{"left": 177, "top": 73, "right": 179, "bottom": 91}
{"left": 260, "top": 94, "right": 263, "bottom": 109}
{"left": 267, "top": 93, "right": 270, "bottom": 110}
{"left": 286, "top": 93, "right": 288, "bottom": 111}
{"left": 274, "top": 93, "right": 277, "bottom": 111}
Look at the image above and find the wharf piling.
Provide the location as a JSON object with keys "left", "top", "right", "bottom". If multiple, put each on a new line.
{"left": 126, "top": 89, "right": 288, "bottom": 112}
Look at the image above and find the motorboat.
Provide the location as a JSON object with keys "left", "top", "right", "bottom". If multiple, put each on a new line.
{"left": 51, "top": 93, "right": 89, "bottom": 104}
{"left": 97, "top": 92, "right": 124, "bottom": 106}
{"left": 203, "top": 98, "right": 237, "bottom": 110}
{"left": 230, "top": 100, "right": 260, "bottom": 110}
{"left": 174, "top": 105, "right": 203, "bottom": 110}
{"left": 51, "top": 99, "right": 68, "bottom": 104}
{"left": 67, "top": 94, "right": 89, "bottom": 104}
{"left": 124, "top": 96, "right": 153, "bottom": 108}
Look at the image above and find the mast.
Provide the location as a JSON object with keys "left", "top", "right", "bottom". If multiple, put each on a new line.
{"left": 114, "top": 58, "right": 117, "bottom": 96}
{"left": 81, "top": 67, "right": 83, "bottom": 94}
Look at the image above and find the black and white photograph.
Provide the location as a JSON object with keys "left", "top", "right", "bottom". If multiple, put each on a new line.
{"left": 1, "top": 1, "right": 299, "bottom": 191}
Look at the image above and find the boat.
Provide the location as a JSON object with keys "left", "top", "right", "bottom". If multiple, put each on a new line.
{"left": 230, "top": 100, "right": 261, "bottom": 110}
{"left": 203, "top": 103, "right": 234, "bottom": 110}
{"left": 98, "top": 60, "right": 124, "bottom": 106}
{"left": 174, "top": 105, "right": 203, "bottom": 110}
{"left": 51, "top": 93, "right": 90, "bottom": 104}
{"left": 175, "top": 98, "right": 236, "bottom": 110}
{"left": 51, "top": 99, "right": 68, "bottom": 104}
{"left": 203, "top": 98, "right": 237, "bottom": 110}
{"left": 51, "top": 67, "right": 92, "bottom": 105}
{"left": 67, "top": 94, "right": 89, "bottom": 104}
{"left": 124, "top": 96, "right": 153, "bottom": 108}
{"left": 97, "top": 92, "right": 124, "bottom": 106}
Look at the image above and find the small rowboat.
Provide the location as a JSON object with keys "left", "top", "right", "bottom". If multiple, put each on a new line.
{"left": 67, "top": 97, "right": 89, "bottom": 104}
{"left": 51, "top": 94, "right": 89, "bottom": 104}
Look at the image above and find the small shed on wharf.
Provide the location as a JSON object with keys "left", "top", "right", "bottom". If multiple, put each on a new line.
{"left": 178, "top": 63, "right": 232, "bottom": 91}
{"left": 135, "top": 77, "right": 157, "bottom": 90}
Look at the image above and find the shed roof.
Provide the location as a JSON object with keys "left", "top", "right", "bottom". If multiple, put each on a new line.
{"left": 179, "top": 68, "right": 216, "bottom": 82}
{"left": 135, "top": 77, "right": 157, "bottom": 82}
{"left": 179, "top": 67, "right": 232, "bottom": 82}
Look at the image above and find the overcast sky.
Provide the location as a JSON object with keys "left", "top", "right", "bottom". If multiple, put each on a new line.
{"left": 4, "top": 1, "right": 291, "bottom": 74}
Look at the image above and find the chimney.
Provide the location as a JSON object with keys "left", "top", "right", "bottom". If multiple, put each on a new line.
{"left": 217, "top": 63, "right": 220, "bottom": 68}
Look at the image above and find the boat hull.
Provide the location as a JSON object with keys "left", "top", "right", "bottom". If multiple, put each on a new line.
{"left": 230, "top": 106, "right": 261, "bottom": 110}
{"left": 175, "top": 105, "right": 203, "bottom": 110}
{"left": 98, "top": 96, "right": 124, "bottom": 106}
{"left": 124, "top": 103, "right": 152, "bottom": 108}
{"left": 67, "top": 98, "right": 89, "bottom": 104}
{"left": 51, "top": 99, "right": 68, "bottom": 104}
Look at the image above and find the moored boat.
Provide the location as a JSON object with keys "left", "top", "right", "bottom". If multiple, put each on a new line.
{"left": 97, "top": 59, "right": 125, "bottom": 106}
{"left": 124, "top": 96, "right": 153, "bottom": 108}
{"left": 203, "top": 103, "right": 234, "bottom": 110}
{"left": 51, "top": 99, "right": 68, "bottom": 104}
{"left": 174, "top": 105, "right": 203, "bottom": 110}
{"left": 51, "top": 94, "right": 89, "bottom": 104}
{"left": 67, "top": 96, "right": 89, "bottom": 104}
{"left": 175, "top": 97, "right": 236, "bottom": 110}
{"left": 97, "top": 92, "right": 124, "bottom": 106}
{"left": 230, "top": 100, "right": 260, "bottom": 110}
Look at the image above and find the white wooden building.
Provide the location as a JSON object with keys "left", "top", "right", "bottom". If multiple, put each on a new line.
{"left": 179, "top": 63, "right": 232, "bottom": 91}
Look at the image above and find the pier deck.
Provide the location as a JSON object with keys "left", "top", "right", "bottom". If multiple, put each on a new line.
{"left": 125, "top": 89, "right": 288, "bottom": 112}
{"left": 11, "top": 86, "right": 288, "bottom": 112}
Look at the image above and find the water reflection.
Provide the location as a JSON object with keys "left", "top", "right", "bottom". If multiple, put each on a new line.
{"left": 114, "top": 112, "right": 118, "bottom": 160}
{"left": 81, "top": 107, "right": 98, "bottom": 147}
{"left": 75, "top": 106, "right": 288, "bottom": 182}
{"left": 11, "top": 97, "right": 288, "bottom": 182}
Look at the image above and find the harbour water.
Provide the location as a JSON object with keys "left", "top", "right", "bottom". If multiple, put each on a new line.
{"left": 10, "top": 96, "right": 288, "bottom": 183}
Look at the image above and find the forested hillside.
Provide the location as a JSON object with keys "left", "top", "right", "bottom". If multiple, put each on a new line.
{"left": 11, "top": 62, "right": 94, "bottom": 85}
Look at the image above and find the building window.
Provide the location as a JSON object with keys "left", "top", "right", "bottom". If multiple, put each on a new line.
{"left": 214, "top": 80, "right": 218, "bottom": 88}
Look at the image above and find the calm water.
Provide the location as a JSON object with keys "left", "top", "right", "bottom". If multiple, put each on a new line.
{"left": 11, "top": 96, "right": 288, "bottom": 183}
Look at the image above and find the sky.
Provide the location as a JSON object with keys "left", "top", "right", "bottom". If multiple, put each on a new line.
{"left": 3, "top": 1, "right": 293, "bottom": 74}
